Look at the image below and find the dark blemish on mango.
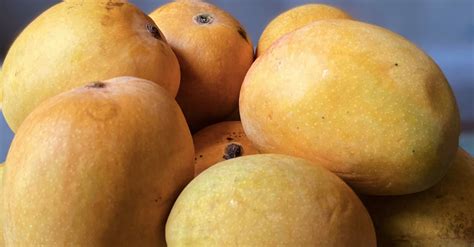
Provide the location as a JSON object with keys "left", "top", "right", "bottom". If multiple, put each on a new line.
{"left": 223, "top": 143, "right": 243, "bottom": 160}
{"left": 199, "top": 155, "right": 203, "bottom": 158}
{"left": 321, "top": 116, "right": 325, "bottom": 120}
{"left": 395, "top": 63, "right": 399, "bottom": 66}
{"left": 226, "top": 137, "right": 234, "bottom": 141}
{"left": 412, "top": 149, "right": 416, "bottom": 153}
{"left": 146, "top": 24, "right": 163, "bottom": 41}
{"left": 194, "top": 13, "right": 214, "bottom": 25}
{"left": 105, "top": 1, "right": 124, "bottom": 11}
{"left": 86, "top": 82, "right": 106, "bottom": 89}
{"left": 237, "top": 26, "right": 248, "bottom": 42}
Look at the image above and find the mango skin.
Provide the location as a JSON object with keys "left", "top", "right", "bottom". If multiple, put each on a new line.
{"left": 362, "top": 149, "right": 474, "bottom": 246}
{"left": 2, "top": 0, "right": 180, "bottom": 132}
{"left": 0, "top": 164, "right": 4, "bottom": 246}
{"left": 240, "top": 19, "right": 460, "bottom": 195}
{"left": 193, "top": 121, "right": 260, "bottom": 176}
{"left": 3, "top": 77, "right": 194, "bottom": 246}
{"left": 166, "top": 154, "right": 376, "bottom": 246}
{"left": 150, "top": 0, "right": 254, "bottom": 132}
{"left": 257, "top": 3, "right": 352, "bottom": 57}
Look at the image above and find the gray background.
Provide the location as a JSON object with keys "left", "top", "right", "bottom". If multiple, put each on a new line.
{"left": 0, "top": 0, "right": 473, "bottom": 161}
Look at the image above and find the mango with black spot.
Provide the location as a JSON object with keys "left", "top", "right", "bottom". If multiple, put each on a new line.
{"left": 1, "top": 0, "right": 180, "bottom": 132}
{"left": 3, "top": 77, "right": 194, "bottom": 246}
{"left": 150, "top": 0, "right": 254, "bottom": 132}
{"left": 193, "top": 121, "right": 260, "bottom": 176}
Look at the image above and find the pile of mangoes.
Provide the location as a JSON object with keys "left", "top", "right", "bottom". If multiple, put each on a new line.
{"left": 0, "top": 0, "right": 472, "bottom": 246}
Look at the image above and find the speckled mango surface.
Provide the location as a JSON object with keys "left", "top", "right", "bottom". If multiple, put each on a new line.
{"left": 1, "top": 0, "right": 180, "bottom": 132}
{"left": 150, "top": 0, "right": 254, "bottom": 132}
{"left": 0, "top": 164, "right": 4, "bottom": 246}
{"left": 240, "top": 19, "right": 460, "bottom": 195}
{"left": 166, "top": 154, "right": 376, "bottom": 246}
{"left": 2, "top": 77, "right": 194, "bottom": 246}
{"left": 257, "top": 3, "right": 352, "bottom": 57}
{"left": 362, "top": 149, "right": 474, "bottom": 246}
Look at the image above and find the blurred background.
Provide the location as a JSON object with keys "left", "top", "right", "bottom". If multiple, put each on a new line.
{"left": 0, "top": 0, "right": 473, "bottom": 161}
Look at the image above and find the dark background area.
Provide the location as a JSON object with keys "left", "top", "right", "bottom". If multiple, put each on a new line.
{"left": 0, "top": 0, "right": 473, "bottom": 160}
